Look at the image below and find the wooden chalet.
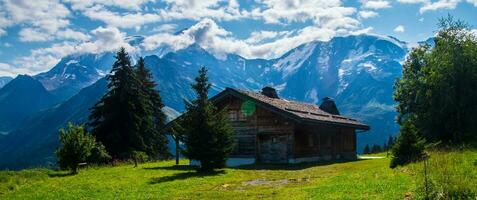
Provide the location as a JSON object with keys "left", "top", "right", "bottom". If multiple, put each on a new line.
{"left": 170, "top": 86, "right": 370, "bottom": 166}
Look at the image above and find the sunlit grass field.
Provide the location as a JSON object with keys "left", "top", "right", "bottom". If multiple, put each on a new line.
{"left": 1, "top": 150, "right": 475, "bottom": 199}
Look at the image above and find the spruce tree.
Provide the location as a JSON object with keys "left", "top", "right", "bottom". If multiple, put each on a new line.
{"left": 135, "top": 57, "right": 169, "bottom": 159}
{"left": 180, "top": 66, "right": 234, "bottom": 171}
{"left": 89, "top": 48, "right": 149, "bottom": 159}
{"left": 390, "top": 119, "right": 426, "bottom": 168}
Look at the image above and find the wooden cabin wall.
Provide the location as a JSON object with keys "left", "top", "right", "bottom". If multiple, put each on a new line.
{"left": 216, "top": 96, "right": 294, "bottom": 161}
{"left": 293, "top": 124, "right": 356, "bottom": 159}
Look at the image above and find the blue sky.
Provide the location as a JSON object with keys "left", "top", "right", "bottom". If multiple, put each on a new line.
{"left": 0, "top": 0, "right": 476, "bottom": 77}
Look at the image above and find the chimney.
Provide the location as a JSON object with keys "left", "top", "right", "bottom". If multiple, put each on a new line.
{"left": 261, "top": 86, "right": 279, "bottom": 99}
{"left": 319, "top": 97, "right": 340, "bottom": 115}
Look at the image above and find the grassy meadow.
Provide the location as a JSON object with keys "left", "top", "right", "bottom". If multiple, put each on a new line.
{"left": 0, "top": 150, "right": 475, "bottom": 200}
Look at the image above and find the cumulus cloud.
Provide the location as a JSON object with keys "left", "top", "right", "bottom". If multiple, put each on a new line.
{"left": 396, "top": 0, "right": 462, "bottom": 13}
{"left": 81, "top": 5, "right": 162, "bottom": 29}
{"left": 143, "top": 18, "right": 370, "bottom": 60}
{"left": 63, "top": 0, "right": 153, "bottom": 10}
{"left": 360, "top": 0, "right": 391, "bottom": 9}
{"left": 394, "top": 25, "right": 405, "bottom": 33}
{"left": 151, "top": 24, "right": 178, "bottom": 33}
{"left": 12, "top": 26, "right": 135, "bottom": 75}
{"left": 0, "top": 0, "right": 91, "bottom": 42}
{"left": 358, "top": 10, "right": 379, "bottom": 19}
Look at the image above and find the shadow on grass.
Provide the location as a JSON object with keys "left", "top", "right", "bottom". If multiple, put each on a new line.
{"left": 143, "top": 165, "right": 194, "bottom": 171}
{"left": 149, "top": 170, "right": 225, "bottom": 184}
{"left": 233, "top": 159, "right": 366, "bottom": 171}
{"left": 48, "top": 171, "right": 75, "bottom": 178}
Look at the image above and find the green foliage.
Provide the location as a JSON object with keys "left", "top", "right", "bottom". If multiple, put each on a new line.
{"left": 56, "top": 123, "right": 97, "bottom": 173}
{"left": 180, "top": 66, "right": 234, "bottom": 171}
{"left": 130, "top": 151, "right": 149, "bottom": 167}
{"left": 135, "top": 57, "right": 169, "bottom": 159}
{"left": 88, "top": 49, "right": 168, "bottom": 160}
{"left": 87, "top": 142, "right": 111, "bottom": 165}
{"left": 394, "top": 16, "right": 477, "bottom": 145}
{"left": 390, "top": 120, "right": 426, "bottom": 168}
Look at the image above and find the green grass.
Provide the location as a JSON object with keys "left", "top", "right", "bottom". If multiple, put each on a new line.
{"left": 0, "top": 150, "right": 475, "bottom": 199}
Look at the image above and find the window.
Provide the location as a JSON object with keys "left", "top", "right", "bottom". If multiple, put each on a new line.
{"left": 233, "top": 137, "right": 255, "bottom": 155}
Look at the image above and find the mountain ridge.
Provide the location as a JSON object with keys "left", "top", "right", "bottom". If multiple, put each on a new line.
{"left": 0, "top": 34, "right": 411, "bottom": 169}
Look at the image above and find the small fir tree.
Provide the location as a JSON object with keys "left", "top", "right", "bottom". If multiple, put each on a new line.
{"left": 180, "top": 66, "right": 234, "bottom": 171}
{"left": 390, "top": 120, "right": 426, "bottom": 168}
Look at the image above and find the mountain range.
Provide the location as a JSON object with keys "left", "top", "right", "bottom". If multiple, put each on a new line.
{"left": 0, "top": 33, "right": 410, "bottom": 169}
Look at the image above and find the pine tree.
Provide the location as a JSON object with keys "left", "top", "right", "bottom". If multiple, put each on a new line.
{"left": 363, "top": 144, "right": 370, "bottom": 154}
{"left": 371, "top": 144, "right": 382, "bottom": 153}
{"left": 390, "top": 119, "right": 426, "bottom": 168}
{"left": 135, "top": 57, "right": 169, "bottom": 159}
{"left": 88, "top": 48, "right": 149, "bottom": 159}
{"left": 180, "top": 66, "right": 234, "bottom": 171}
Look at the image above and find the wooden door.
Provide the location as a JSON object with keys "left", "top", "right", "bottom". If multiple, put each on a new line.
{"left": 258, "top": 134, "right": 287, "bottom": 163}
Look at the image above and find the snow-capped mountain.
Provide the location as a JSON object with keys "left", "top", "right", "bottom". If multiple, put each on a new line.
{"left": 0, "top": 34, "right": 409, "bottom": 168}
{"left": 34, "top": 53, "right": 116, "bottom": 100}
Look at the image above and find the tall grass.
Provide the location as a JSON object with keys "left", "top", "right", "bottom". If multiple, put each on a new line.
{"left": 409, "top": 149, "right": 477, "bottom": 199}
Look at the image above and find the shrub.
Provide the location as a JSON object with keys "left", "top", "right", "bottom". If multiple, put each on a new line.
{"left": 87, "top": 142, "right": 111, "bottom": 165}
{"left": 56, "top": 123, "right": 96, "bottom": 173}
{"left": 130, "top": 151, "right": 149, "bottom": 167}
{"left": 56, "top": 123, "right": 111, "bottom": 173}
{"left": 390, "top": 120, "right": 426, "bottom": 168}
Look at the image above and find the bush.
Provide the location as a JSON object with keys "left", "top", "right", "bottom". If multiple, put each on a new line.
{"left": 390, "top": 120, "right": 426, "bottom": 168}
{"left": 56, "top": 123, "right": 111, "bottom": 173}
{"left": 130, "top": 151, "right": 149, "bottom": 167}
{"left": 87, "top": 142, "right": 111, "bottom": 165}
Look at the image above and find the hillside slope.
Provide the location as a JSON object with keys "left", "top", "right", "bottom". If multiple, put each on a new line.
{"left": 2, "top": 150, "right": 475, "bottom": 199}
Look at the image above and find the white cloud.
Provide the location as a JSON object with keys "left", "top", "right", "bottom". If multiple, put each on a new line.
{"left": 0, "top": 62, "right": 32, "bottom": 76}
{"left": 158, "top": 0, "right": 247, "bottom": 21}
{"left": 420, "top": 0, "right": 460, "bottom": 13}
{"left": 360, "top": 0, "right": 391, "bottom": 9}
{"left": 12, "top": 26, "right": 135, "bottom": 75}
{"left": 467, "top": 0, "right": 477, "bottom": 6}
{"left": 64, "top": 0, "right": 153, "bottom": 10}
{"left": 396, "top": 0, "right": 462, "bottom": 13}
{"left": 82, "top": 5, "right": 162, "bottom": 29}
{"left": 143, "top": 18, "right": 371, "bottom": 60}
{"left": 151, "top": 24, "right": 178, "bottom": 33}
{"left": 1, "top": 0, "right": 71, "bottom": 39}
{"left": 394, "top": 25, "right": 405, "bottom": 33}
{"left": 358, "top": 10, "right": 379, "bottom": 19}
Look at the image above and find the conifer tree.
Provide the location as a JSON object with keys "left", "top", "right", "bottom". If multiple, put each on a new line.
{"left": 89, "top": 48, "right": 149, "bottom": 159}
{"left": 135, "top": 57, "right": 169, "bottom": 159}
{"left": 180, "top": 66, "right": 234, "bottom": 171}
{"left": 390, "top": 119, "right": 426, "bottom": 168}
